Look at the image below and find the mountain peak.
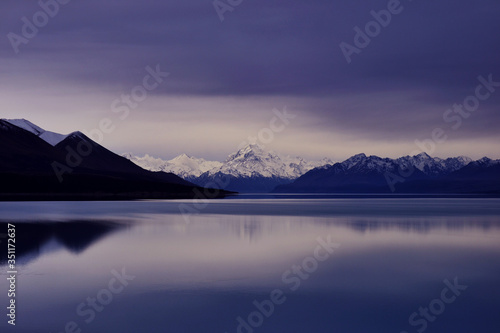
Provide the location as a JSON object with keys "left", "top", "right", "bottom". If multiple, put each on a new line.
{"left": 172, "top": 153, "right": 192, "bottom": 160}
{"left": 125, "top": 144, "right": 334, "bottom": 184}
{"left": 65, "top": 131, "right": 87, "bottom": 140}
{"left": 477, "top": 157, "right": 493, "bottom": 164}
{"left": 4, "top": 119, "right": 70, "bottom": 146}
{"left": 342, "top": 153, "right": 367, "bottom": 169}
{"left": 225, "top": 144, "right": 267, "bottom": 163}
{"left": 238, "top": 143, "right": 265, "bottom": 154}
{"left": 3, "top": 118, "right": 45, "bottom": 136}
{"left": 414, "top": 152, "right": 432, "bottom": 159}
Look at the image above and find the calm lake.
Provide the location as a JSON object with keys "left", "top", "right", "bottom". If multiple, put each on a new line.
{"left": 1, "top": 196, "right": 499, "bottom": 333}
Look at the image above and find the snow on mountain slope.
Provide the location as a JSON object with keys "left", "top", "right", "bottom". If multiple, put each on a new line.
{"left": 122, "top": 153, "right": 222, "bottom": 179}
{"left": 3, "top": 118, "right": 68, "bottom": 146}
{"left": 396, "top": 153, "right": 472, "bottom": 175}
{"left": 123, "top": 144, "right": 334, "bottom": 181}
{"left": 169, "top": 154, "right": 223, "bottom": 177}
{"left": 327, "top": 152, "right": 472, "bottom": 176}
{"left": 5, "top": 118, "right": 45, "bottom": 134}
{"left": 468, "top": 157, "right": 500, "bottom": 167}
{"left": 124, "top": 146, "right": 475, "bottom": 183}
{"left": 205, "top": 144, "right": 333, "bottom": 179}
{"left": 39, "top": 131, "right": 68, "bottom": 146}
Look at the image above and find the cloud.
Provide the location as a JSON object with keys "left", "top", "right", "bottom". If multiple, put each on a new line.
{"left": 0, "top": 0, "right": 499, "bottom": 159}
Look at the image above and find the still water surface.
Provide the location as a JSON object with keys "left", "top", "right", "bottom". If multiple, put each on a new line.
{"left": 0, "top": 197, "right": 499, "bottom": 333}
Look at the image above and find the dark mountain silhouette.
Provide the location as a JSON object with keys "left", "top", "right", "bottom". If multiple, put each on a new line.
{"left": 0, "top": 119, "right": 64, "bottom": 173}
{"left": 273, "top": 153, "right": 500, "bottom": 194}
{"left": 0, "top": 119, "right": 231, "bottom": 200}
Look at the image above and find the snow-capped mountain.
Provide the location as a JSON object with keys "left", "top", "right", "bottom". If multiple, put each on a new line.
{"left": 204, "top": 144, "right": 333, "bottom": 179}
{"left": 123, "top": 144, "right": 334, "bottom": 192}
{"left": 336, "top": 152, "right": 472, "bottom": 176}
{"left": 3, "top": 118, "right": 69, "bottom": 146}
{"left": 468, "top": 157, "right": 500, "bottom": 167}
{"left": 122, "top": 153, "right": 222, "bottom": 179}
{"left": 124, "top": 146, "right": 480, "bottom": 193}
{"left": 274, "top": 152, "right": 496, "bottom": 193}
{"left": 194, "top": 144, "right": 334, "bottom": 192}
{"left": 124, "top": 144, "right": 333, "bottom": 180}
{"left": 3, "top": 118, "right": 497, "bottom": 194}
{"left": 396, "top": 153, "right": 472, "bottom": 176}
{"left": 0, "top": 118, "right": 206, "bottom": 200}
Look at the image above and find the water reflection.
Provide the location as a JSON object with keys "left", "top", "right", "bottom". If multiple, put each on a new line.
{"left": 1, "top": 214, "right": 499, "bottom": 267}
{"left": 0, "top": 220, "right": 125, "bottom": 265}
{"left": 0, "top": 199, "right": 498, "bottom": 333}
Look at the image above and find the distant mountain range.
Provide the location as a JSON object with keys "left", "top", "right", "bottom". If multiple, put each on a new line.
{"left": 122, "top": 153, "right": 224, "bottom": 179}
{"left": 124, "top": 145, "right": 334, "bottom": 192}
{"left": 125, "top": 146, "right": 500, "bottom": 194}
{"left": 2, "top": 118, "right": 499, "bottom": 197}
{"left": 273, "top": 153, "right": 500, "bottom": 194}
{"left": 0, "top": 119, "right": 230, "bottom": 200}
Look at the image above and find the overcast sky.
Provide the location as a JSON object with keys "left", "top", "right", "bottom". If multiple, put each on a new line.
{"left": 1, "top": 0, "right": 499, "bottom": 161}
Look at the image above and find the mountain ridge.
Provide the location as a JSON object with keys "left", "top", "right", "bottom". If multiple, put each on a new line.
{"left": 122, "top": 145, "right": 497, "bottom": 193}
{"left": 0, "top": 119, "right": 231, "bottom": 200}
{"left": 3, "top": 118, "right": 498, "bottom": 195}
{"left": 4, "top": 118, "right": 70, "bottom": 146}
{"left": 273, "top": 153, "right": 499, "bottom": 194}
{"left": 123, "top": 144, "right": 334, "bottom": 192}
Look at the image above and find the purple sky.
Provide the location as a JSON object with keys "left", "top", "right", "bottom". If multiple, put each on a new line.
{"left": 1, "top": 0, "right": 499, "bottom": 161}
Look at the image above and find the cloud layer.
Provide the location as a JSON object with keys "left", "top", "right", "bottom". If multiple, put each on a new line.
{"left": 0, "top": 0, "right": 499, "bottom": 160}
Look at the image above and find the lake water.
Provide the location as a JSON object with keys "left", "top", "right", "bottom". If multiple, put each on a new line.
{"left": 1, "top": 197, "right": 499, "bottom": 333}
